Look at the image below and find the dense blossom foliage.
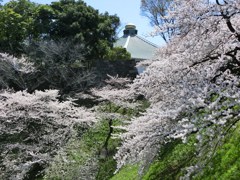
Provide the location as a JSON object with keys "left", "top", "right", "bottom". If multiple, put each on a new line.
{"left": 0, "top": 90, "right": 96, "bottom": 179}
{"left": 91, "top": 75, "right": 139, "bottom": 109}
{"left": 114, "top": 0, "right": 240, "bottom": 176}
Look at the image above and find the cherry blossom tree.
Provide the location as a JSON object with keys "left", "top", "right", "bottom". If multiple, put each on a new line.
{"left": 91, "top": 75, "right": 139, "bottom": 109}
{"left": 114, "top": 0, "right": 240, "bottom": 177}
{"left": 0, "top": 51, "right": 97, "bottom": 179}
{"left": 0, "top": 89, "right": 96, "bottom": 179}
{"left": 0, "top": 52, "right": 99, "bottom": 179}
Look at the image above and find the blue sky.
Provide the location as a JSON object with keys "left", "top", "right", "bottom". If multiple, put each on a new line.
{"left": 2, "top": 0, "right": 165, "bottom": 46}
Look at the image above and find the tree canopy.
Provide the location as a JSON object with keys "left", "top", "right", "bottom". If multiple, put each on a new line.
{"left": 49, "top": 0, "right": 120, "bottom": 59}
{"left": 0, "top": 0, "right": 123, "bottom": 60}
{"left": 0, "top": 1, "right": 31, "bottom": 54}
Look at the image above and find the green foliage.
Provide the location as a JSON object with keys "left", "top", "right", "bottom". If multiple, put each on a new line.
{"left": 0, "top": 7, "right": 29, "bottom": 54}
{"left": 209, "top": 93, "right": 220, "bottom": 102}
{"left": 50, "top": 0, "right": 120, "bottom": 59}
{"left": 96, "top": 157, "right": 117, "bottom": 180}
{"left": 143, "top": 136, "right": 197, "bottom": 180}
{"left": 111, "top": 165, "right": 139, "bottom": 180}
{"left": 32, "top": 4, "right": 55, "bottom": 39}
{"left": 0, "top": 0, "right": 49, "bottom": 54}
{"left": 195, "top": 122, "right": 240, "bottom": 180}
{"left": 0, "top": 0, "right": 44, "bottom": 54}
{"left": 0, "top": 0, "right": 120, "bottom": 59}
{"left": 103, "top": 47, "right": 131, "bottom": 61}
{"left": 233, "top": 104, "right": 240, "bottom": 111}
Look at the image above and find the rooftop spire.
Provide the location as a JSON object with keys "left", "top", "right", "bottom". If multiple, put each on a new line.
{"left": 123, "top": 23, "right": 138, "bottom": 36}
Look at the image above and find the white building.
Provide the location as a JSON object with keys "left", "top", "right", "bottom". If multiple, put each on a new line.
{"left": 114, "top": 23, "right": 158, "bottom": 73}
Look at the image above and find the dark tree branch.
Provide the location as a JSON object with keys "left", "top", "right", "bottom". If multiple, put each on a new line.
{"left": 216, "top": 0, "right": 240, "bottom": 41}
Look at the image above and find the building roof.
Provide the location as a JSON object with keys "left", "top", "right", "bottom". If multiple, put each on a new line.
{"left": 114, "top": 23, "right": 158, "bottom": 60}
